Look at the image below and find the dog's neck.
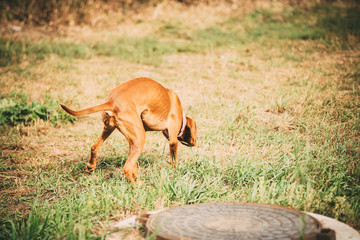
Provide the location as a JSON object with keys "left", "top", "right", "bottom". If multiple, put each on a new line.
{"left": 162, "top": 111, "right": 186, "bottom": 140}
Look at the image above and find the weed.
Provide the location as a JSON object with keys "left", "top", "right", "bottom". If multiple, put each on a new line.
{"left": 0, "top": 93, "right": 76, "bottom": 126}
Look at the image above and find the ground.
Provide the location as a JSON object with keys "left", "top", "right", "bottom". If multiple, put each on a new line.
{"left": 0, "top": 0, "right": 359, "bottom": 238}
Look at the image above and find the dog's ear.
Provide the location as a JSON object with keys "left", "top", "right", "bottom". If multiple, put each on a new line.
{"left": 186, "top": 117, "right": 197, "bottom": 141}
{"left": 179, "top": 117, "right": 197, "bottom": 147}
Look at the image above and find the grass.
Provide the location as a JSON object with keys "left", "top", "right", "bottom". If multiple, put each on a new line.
{"left": 2, "top": 3, "right": 359, "bottom": 68}
{"left": 0, "top": 1, "right": 360, "bottom": 239}
{"left": 0, "top": 91, "right": 76, "bottom": 126}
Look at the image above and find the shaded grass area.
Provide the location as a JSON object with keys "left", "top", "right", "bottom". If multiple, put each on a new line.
{"left": 0, "top": 1, "right": 360, "bottom": 239}
{"left": 1, "top": 3, "right": 359, "bottom": 67}
{"left": 0, "top": 0, "right": 210, "bottom": 25}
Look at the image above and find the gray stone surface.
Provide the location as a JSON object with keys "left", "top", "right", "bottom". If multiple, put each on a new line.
{"left": 146, "top": 203, "right": 320, "bottom": 240}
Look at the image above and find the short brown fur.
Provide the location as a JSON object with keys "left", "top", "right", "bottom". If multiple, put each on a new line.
{"left": 61, "top": 77, "right": 197, "bottom": 185}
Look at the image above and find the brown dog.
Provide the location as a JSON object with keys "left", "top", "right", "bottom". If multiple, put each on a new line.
{"left": 60, "top": 77, "right": 197, "bottom": 184}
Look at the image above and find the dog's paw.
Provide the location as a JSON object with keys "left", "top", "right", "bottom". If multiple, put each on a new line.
{"left": 85, "top": 164, "right": 95, "bottom": 173}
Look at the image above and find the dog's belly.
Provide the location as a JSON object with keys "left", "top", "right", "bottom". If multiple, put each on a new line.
{"left": 141, "top": 109, "right": 168, "bottom": 131}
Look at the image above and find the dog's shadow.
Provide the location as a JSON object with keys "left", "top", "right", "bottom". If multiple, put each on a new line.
{"left": 97, "top": 155, "right": 127, "bottom": 171}
{"left": 97, "top": 153, "right": 161, "bottom": 171}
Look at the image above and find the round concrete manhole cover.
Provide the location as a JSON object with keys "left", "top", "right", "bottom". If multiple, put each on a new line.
{"left": 145, "top": 202, "right": 321, "bottom": 240}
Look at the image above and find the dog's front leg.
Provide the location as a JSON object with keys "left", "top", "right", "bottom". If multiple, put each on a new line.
{"left": 169, "top": 141, "right": 178, "bottom": 167}
{"left": 167, "top": 125, "right": 179, "bottom": 167}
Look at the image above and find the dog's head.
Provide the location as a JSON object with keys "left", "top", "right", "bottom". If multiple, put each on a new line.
{"left": 178, "top": 117, "right": 197, "bottom": 147}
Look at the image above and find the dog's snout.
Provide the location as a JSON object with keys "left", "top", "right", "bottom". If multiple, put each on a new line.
{"left": 191, "top": 138, "right": 197, "bottom": 147}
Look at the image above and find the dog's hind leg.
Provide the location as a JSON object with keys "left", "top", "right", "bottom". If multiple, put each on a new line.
{"left": 115, "top": 110, "right": 145, "bottom": 185}
{"left": 86, "top": 112, "right": 115, "bottom": 173}
{"left": 86, "top": 126, "right": 114, "bottom": 173}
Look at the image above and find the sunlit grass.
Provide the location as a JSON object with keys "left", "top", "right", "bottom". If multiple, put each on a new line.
{"left": 0, "top": 1, "right": 359, "bottom": 239}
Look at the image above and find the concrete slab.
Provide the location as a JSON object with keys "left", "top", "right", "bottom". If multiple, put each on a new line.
{"left": 306, "top": 212, "right": 360, "bottom": 240}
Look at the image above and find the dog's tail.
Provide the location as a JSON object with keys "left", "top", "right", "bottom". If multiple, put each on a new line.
{"left": 60, "top": 101, "right": 113, "bottom": 116}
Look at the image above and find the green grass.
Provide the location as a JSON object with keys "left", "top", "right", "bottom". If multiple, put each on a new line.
{"left": 0, "top": 1, "right": 360, "bottom": 239}
{"left": 0, "top": 91, "right": 76, "bottom": 126}
{"left": 0, "top": 39, "right": 92, "bottom": 67}
{"left": 220, "top": 3, "right": 360, "bottom": 48}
